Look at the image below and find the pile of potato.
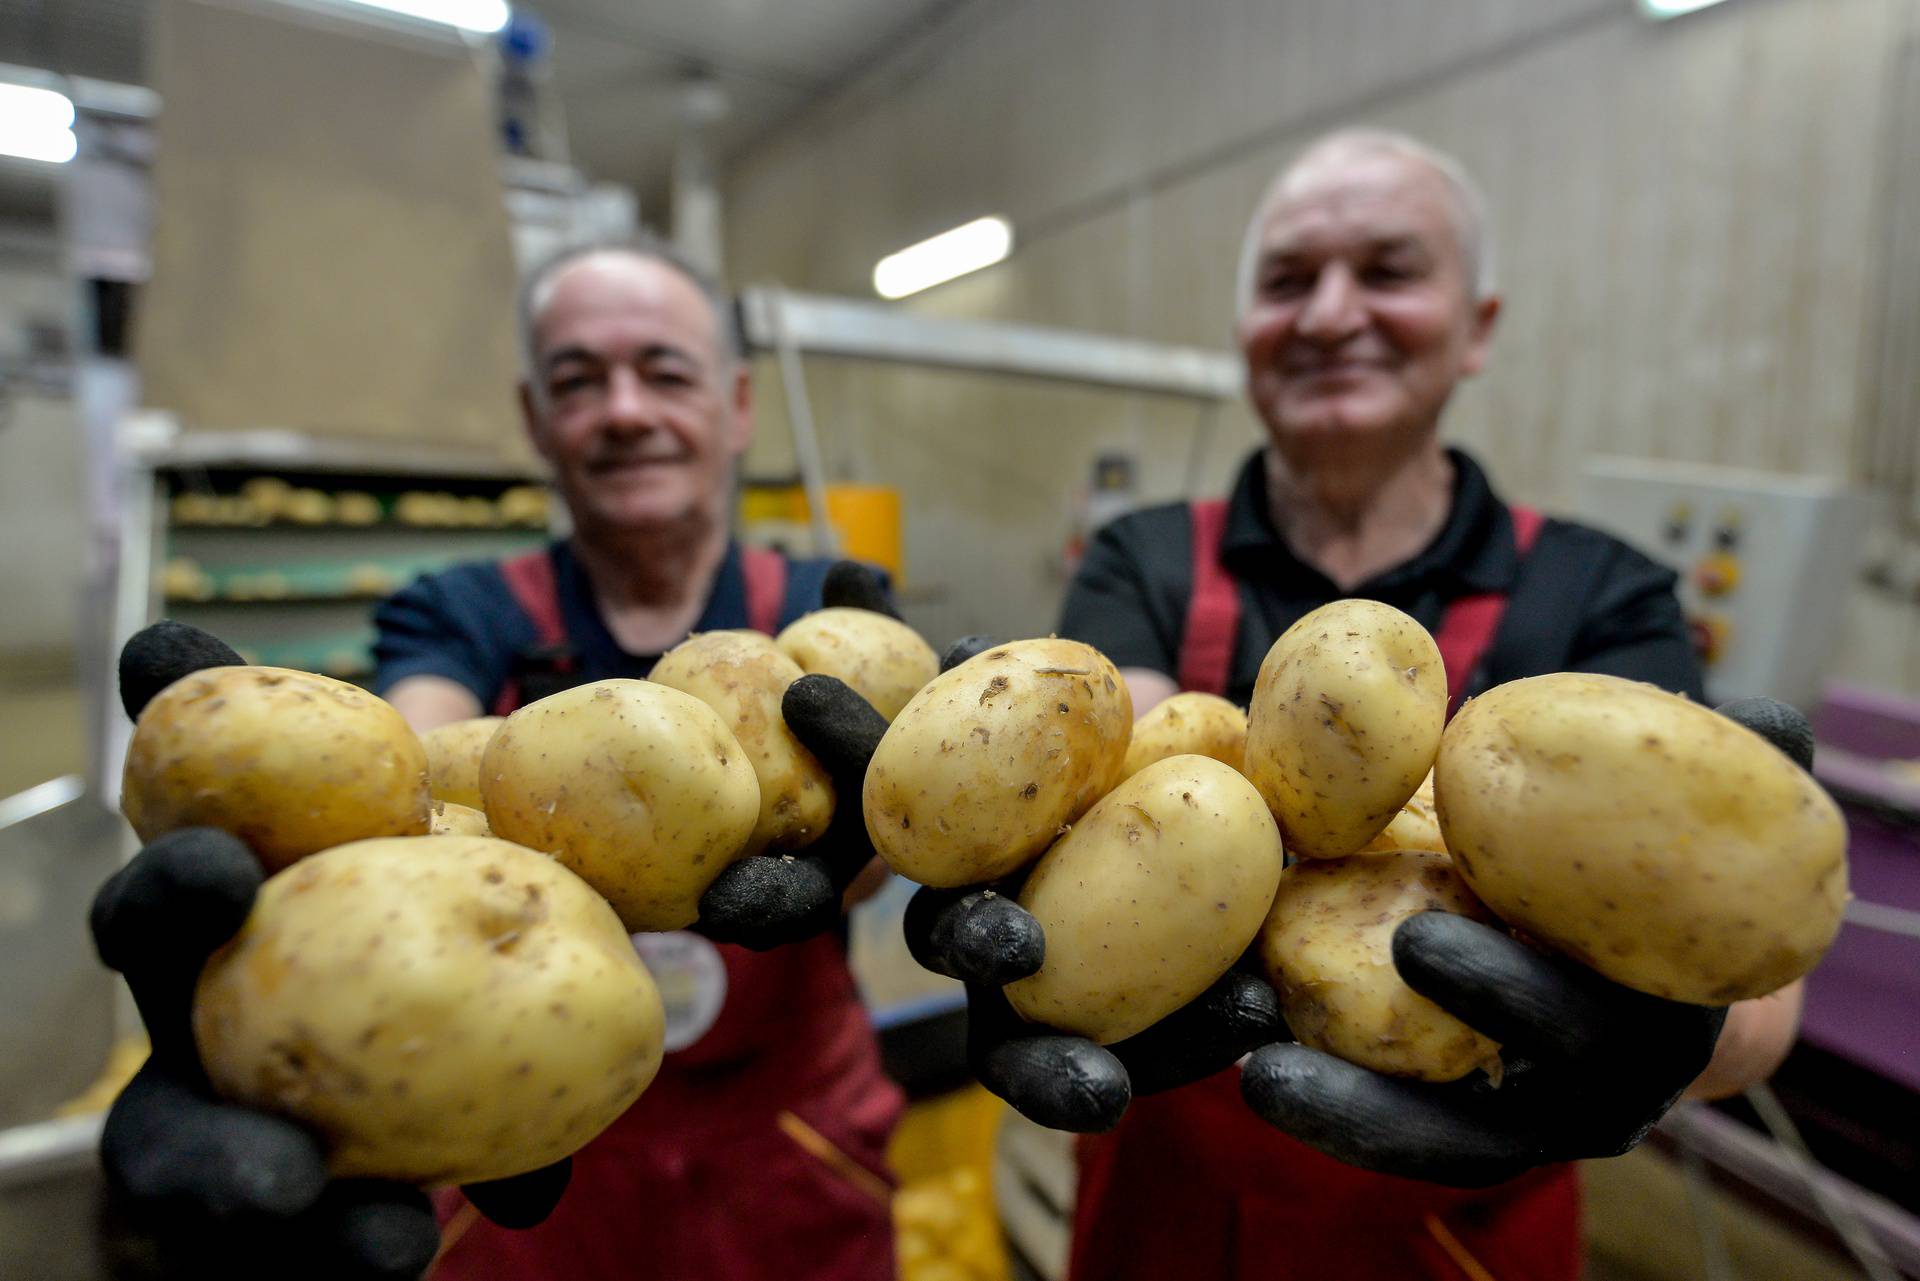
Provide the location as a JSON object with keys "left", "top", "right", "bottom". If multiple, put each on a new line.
{"left": 862, "top": 599, "right": 1849, "bottom": 1085}
{"left": 117, "top": 605, "right": 942, "bottom": 1186}
{"left": 120, "top": 579, "right": 1854, "bottom": 1181}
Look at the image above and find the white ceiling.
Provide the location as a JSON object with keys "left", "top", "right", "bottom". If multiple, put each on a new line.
{"left": 0, "top": 0, "right": 967, "bottom": 212}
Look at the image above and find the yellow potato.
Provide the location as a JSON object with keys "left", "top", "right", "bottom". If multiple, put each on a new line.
{"left": 1438, "top": 673, "right": 1849, "bottom": 1004}
{"left": 1007, "top": 756, "right": 1284, "bottom": 1043}
{"left": 1121, "top": 692, "right": 1247, "bottom": 780}
{"left": 481, "top": 680, "right": 760, "bottom": 931}
{"left": 864, "top": 638, "right": 1133, "bottom": 888}
{"left": 430, "top": 799, "right": 491, "bottom": 836}
{"left": 121, "top": 666, "right": 430, "bottom": 872}
{"left": 775, "top": 607, "right": 940, "bottom": 721}
{"left": 649, "top": 631, "right": 834, "bottom": 854}
{"left": 1260, "top": 849, "right": 1500, "bottom": 1081}
{"left": 1243, "top": 599, "right": 1446, "bottom": 859}
{"left": 193, "top": 835, "right": 664, "bottom": 1185}
{"left": 1359, "top": 770, "right": 1444, "bottom": 854}
{"left": 420, "top": 716, "right": 504, "bottom": 809}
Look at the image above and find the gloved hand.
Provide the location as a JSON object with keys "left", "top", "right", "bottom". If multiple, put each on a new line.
{"left": 693, "top": 561, "right": 902, "bottom": 950}
{"left": 900, "top": 636, "right": 1286, "bottom": 1133}
{"left": 1237, "top": 695, "right": 1814, "bottom": 1187}
{"left": 95, "top": 623, "right": 570, "bottom": 1279}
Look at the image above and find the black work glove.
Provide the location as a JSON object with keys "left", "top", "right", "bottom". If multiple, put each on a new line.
{"left": 694, "top": 561, "right": 901, "bottom": 950}
{"left": 1237, "top": 695, "right": 1814, "bottom": 1187}
{"left": 901, "top": 636, "right": 1286, "bottom": 1133}
{"left": 94, "top": 623, "right": 570, "bottom": 1279}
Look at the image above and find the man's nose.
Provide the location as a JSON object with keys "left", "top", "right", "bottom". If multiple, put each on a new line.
{"left": 603, "top": 366, "right": 656, "bottom": 427}
{"left": 1295, "top": 265, "right": 1364, "bottom": 343}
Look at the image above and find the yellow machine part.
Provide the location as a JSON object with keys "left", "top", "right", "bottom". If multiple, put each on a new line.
{"left": 888, "top": 1085, "right": 1012, "bottom": 1281}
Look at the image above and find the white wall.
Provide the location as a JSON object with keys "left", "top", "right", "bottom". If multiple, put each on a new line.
{"left": 723, "top": 0, "right": 1920, "bottom": 693}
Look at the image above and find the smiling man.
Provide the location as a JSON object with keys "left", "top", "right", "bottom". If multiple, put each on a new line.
{"left": 1054, "top": 129, "right": 1803, "bottom": 1280}
{"left": 376, "top": 240, "right": 805, "bottom": 726}
{"left": 370, "top": 237, "right": 904, "bottom": 1280}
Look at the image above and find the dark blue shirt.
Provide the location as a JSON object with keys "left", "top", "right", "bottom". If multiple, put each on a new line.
{"left": 373, "top": 539, "right": 835, "bottom": 705}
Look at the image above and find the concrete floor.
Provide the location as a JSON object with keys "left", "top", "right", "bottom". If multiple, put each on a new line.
{"left": 0, "top": 662, "right": 89, "bottom": 799}
{"left": 1584, "top": 1146, "right": 1863, "bottom": 1281}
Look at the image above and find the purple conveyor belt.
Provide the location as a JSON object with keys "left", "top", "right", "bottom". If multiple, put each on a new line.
{"left": 1801, "top": 683, "right": 1920, "bottom": 1092}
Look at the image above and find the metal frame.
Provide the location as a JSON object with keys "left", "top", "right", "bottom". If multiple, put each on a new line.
{"left": 735, "top": 286, "right": 1243, "bottom": 564}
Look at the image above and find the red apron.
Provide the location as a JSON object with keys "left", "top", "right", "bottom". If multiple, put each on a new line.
{"left": 432, "top": 546, "right": 903, "bottom": 1281}
{"left": 1074, "top": 503, "right": 1577, "bottom": 1281}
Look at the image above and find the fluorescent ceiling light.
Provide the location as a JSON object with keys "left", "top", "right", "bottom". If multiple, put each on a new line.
{"left": 874, "top": 217, "right": 1013, "bottom": 300}
{"left": 328, "top": 0, "right": 511, "bottom": 33}
{"left": 0, "top": 82, "right": 77, "bottom": 163}
{"left": 1639, "top": 0, "right": 1733, "bottom": 18}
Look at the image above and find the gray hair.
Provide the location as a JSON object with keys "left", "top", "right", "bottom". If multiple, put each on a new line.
{"left": 519, "top": 231, "right": 742, "bottom": 388}
{"left": 1235, "top": 128, "right": 1497, "bottom": 314}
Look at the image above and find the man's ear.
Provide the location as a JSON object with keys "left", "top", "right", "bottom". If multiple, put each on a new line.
{"left": 520, "top": 381, "right": 556, "bottom": 462}
{"left": 727, "top": 363, "right": 755, "bottom": 457}
{"left": 1460, "top": 294, "right": 1502, "bottom": 377}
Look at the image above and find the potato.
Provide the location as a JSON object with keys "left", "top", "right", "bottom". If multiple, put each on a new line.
{"left": 121, "top": 665, "right": 430, "bottom": 872}
{"left": 1260, "top": 850, "right": 1500, "bottom": 1081}
{"left": 776, "top": 607, "right": 941, "bottom": 722}
{"left": 421, "top": 716, "right": 504, "bottom": 809}
{"left": 649, "top": 631, "right": 835, "bottom": 854}
{"left": 481, "top": 680, "right": 760, "bottom": 932}
{"left": 1437, "top": 673, "right": 1849, "bottom": 1004}
{"left": 1359, "top": 770, "right": 1444, "bottom": 854}
{"left": 1243, "top": 599, "right": 1446, "bottom": 859}
{"left": 1006, "top": 756, "right": 1284, "bottom": 1043}
{"left": 192, "top": 835, "right": 664, "bottom": 1185}
{"left": 864, "top": 638, "right": 1133, "bottom": 887}
{"left": 430, "top": 799, "right": 491, "bottom": 836}
{"left": 1120, "top": 692, "right": 1247, "bottom": 780}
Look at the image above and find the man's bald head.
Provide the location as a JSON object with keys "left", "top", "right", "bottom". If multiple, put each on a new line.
{"left": 1238, "top": 130, "right": 1494, "bottom": 315}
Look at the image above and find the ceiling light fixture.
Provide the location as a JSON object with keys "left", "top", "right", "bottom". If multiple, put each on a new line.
{"left": 1638, "top": 0, "right": 1734, "bottom": 19}
{"left": 0, "top": 81, "right": 77, "bottom": 164}
{"left": 874, "top": 217, "right": 1013, "bottom": 300}
{"left": 328, "top": 0, "right": 511, "bottom": 34}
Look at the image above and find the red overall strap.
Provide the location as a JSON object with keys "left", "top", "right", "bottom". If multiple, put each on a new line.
{"left": 740, "top": 547, "right": 789, "bottom": 637}
{"left": 493, "top": 549, "right": 568, "bottom": 715}
{"left": 1434, "top": 505, "right": 1542, "bottom": 716}
{"left": 1178, "top": 500, "right": 1240, "bottom": 695}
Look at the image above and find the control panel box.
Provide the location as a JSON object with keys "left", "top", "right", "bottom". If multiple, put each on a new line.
{"left": 1577, "top": 457, "right": 1873, "bottom": 709}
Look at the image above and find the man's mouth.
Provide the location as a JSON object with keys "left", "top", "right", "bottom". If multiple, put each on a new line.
{"left": 587, "top": 454, "right": 688, "bottom": 476}
{"left": 1285, "top": 358, "right": 1384, "bottom": 379}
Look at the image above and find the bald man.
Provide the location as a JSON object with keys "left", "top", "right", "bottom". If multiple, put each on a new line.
{"left": 1049, "top": 130, "right": 1803, "bottom": 1280}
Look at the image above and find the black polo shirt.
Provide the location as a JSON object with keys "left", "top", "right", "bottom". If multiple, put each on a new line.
{"left": 1058, "top": 447, "right": 1705, "bottom": 707}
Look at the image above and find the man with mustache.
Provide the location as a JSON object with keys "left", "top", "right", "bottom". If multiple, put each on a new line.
{"left": 959, "top": 130, "right": 1805, "bottom": 1279}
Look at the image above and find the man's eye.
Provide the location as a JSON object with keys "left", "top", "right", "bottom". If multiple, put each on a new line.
{"left": 1263, "top": 273, "right": 1311, "bottom": 297}
{"left": 550, "top": 375, "right": 595, "bottom": 396}
{"left": 1363, "top": 263, "right": 1416, "bottom": 285}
